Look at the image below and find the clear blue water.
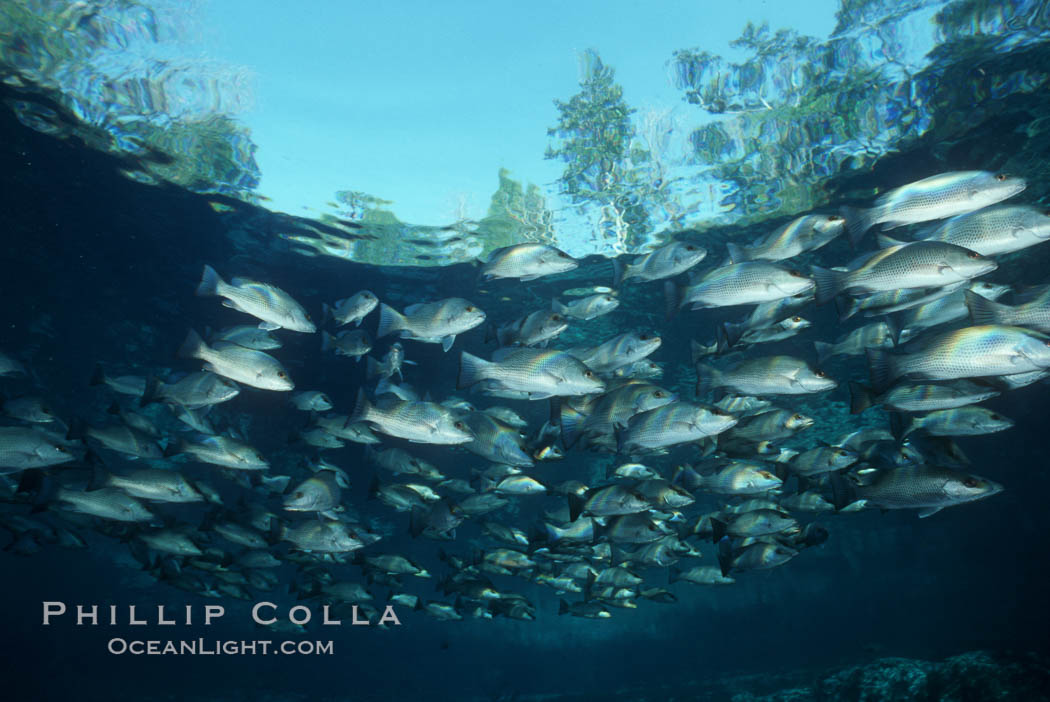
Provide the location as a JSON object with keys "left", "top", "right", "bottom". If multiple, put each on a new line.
{"left": 2, "top": 1, "right": 1050, "bottom": 700}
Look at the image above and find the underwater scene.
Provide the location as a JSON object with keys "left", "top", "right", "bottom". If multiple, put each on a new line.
{"left": 3, "top": 0, "right": 1050, "bottom": 700}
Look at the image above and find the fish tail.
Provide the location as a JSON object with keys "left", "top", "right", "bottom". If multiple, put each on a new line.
{"left": 829, "top": 472, "right": 859, "bottom": 512}
{"left": 551, "top": 298, "right": 569, "bottom": 316}
{"left": 834, "top": 295, "right": 860, "bottom": 321}
{"left": 716, "top": 536, "right": 733, "bottom": 577}
{"left": 663, "top": 281, "right": 681, "bottom": 321}
{"left": 140, "top": 376, "right": 163, "bottom": 407}
{"left": 456, "top": 352, "right": 491, "bottom": 390}
{"left": 883, "top": 315, "right": 900, "bottom": 346}
{"left": 365, "top": 355, "right": 380, "bottom": 378}
{"left": 321, "top": 302, "right": 333, "bottom": 323}
{"left": 848, "top": 380, "right": 875, "bottom": 415}
{"left": 866, "top": 347, "right": 899, "bottom": 393}
{"left": 559, "top": 403, "right": 587, "bottom": 449}
{"left": 690, "top": 339, "right": 711, "bottom": 364}
{"left": 611, "top": 258, "right": 628, "bottom": 287}
{"left": 710, "top": 518, "right": 728, "bottom": 544}
{"left": 375, "top": 304, "right": 405, "bottom": 339}
{"left": 178, "top": 329, "right": 207, "bottom": 361}
{"left": 811, "top": 265, "right": 848, "bottom": 305}
{"left": 721, "top": 321, "right": 746, "bottom": 351}
{"left": 694, "top": 363, "right": 720, "bottom": 398}
{"left": 196, "top": 264, "right": 225, "bottom": 298}
{"left": 87, "top": 466, "right": 112, "bottom": 492}
{"left": 813, "top": 340, "right": 834, "bottom": 364}
{"left": 724, "top": 241, "right": 749, "bottom": 263}
{"left": 349, "top": 389, "right": 374, "bottom": 425}
{"left": 839, "top": 205, "right": 876, "bottom": 247}
{"left": 965, "top": 290, "right": 1011, "bottom": 326}
{"left": 890, "top": 411, "right": 913, "bottom": 441}
{"left": 320, "top": 331, "right": 335, "bottom": 353}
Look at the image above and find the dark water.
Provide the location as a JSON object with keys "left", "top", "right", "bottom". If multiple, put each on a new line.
{"left": 4, "top": 8, "right": 1050, "bottom": 702}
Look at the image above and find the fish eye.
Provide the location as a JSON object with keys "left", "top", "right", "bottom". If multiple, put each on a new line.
{"left": 815, "top": 370, "right": 826, "bottom": 378}
{"left": 792, "top": 316, "right": 802, "bottom": 322}
{"left": 639, "top": 333, "right": 650, "bottom": 340}
{"left": 685, "top": 245, "right": 696, "bottom": 251}
{"left": 454, "top": 421, "right": 466, "bottom": 429}
{"left": 277, "top": 371, "right": 286, "bottom": 378}
{"left": 653, "top": 390, "right": 665, "bottom": 398}
{"left": 558, "top": 252, "right": 570, "bottom": 259}
{"left": 584, "top": 370, "right": 595, "bottom": 378}
{"left": 967, "top": 251, "right": 980, "bottom": 259}
{"left": 793, "top": 414, "right": 804, "bottom": 421}
{"left": 963, "top": 477, "right": 979, "bottom": 488}
{"left": 465, "top": 306, "right": 474, "bottom": 312}
{"left": 989, "top": 413, "right": 1000, "bottom": 420}
{"left": 789, "top": 270, "right": 804, "bottom": 277}
{"left": 295, "top": 491, "right": 304, "bottom": 498}
{"left": 55, "top": 445, "right": 69, "bottom": 453}
{"left": 995, "top": 173, "right": 1007, "bottom": 181}
{"left": 828, "top": 215, "right": 844, "bottom": 222}
{"left": 551, "top": 314, "right": 563, "bottom": 321}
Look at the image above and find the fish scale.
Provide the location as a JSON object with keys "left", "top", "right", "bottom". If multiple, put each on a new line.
{"left": 883, "top": 325, "right": 1050, "bottom": 382}
{"left": 679, "top": 262, "right": 814, "bottom": 308}
{"left": 920, "top": 205, "right": 1050, "bottom": 256}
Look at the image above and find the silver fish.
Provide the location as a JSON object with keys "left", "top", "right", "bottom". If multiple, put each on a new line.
{"left": 966, "top": 288, "right": 1050, "bottom": 333}
{"left": 290, "top": 391, "right": 333, "bottom": 411}
{"left": 196, "top": 264, "right": 316, "bottom": 333}
{"left": 174, "top": 435, "right": 269, "bottom": 470}
{"left": 480, "top": 243, "right": 578, "bottom": 281}
{"left": 490, "top": 310, "right": 568, "bottom": 347}
{"left": 0, "top": 427, "right": 75, "bottom": 472}
{"left": 811, "top": 241, "right": 996, "bottom": 305}
{"left": 841, "top": 171, "right": 1026, "bottom": 245}
{"left": 178, "top": 330, "right": 293, "bottom": 391}
{"left": 552, "top": 293, "right": 619, "bottom": 321}
{"left": 209, "top": 325, "right": 282, "bottom": 350}
{"left": 376, "top": 298, "right": 485, "bottom": 352}
{"left": 321, "top": 330, "right": 373, "bottom": 360}
{"left": 849, "top": 379, "right": 999, "bottom": 414}
{"left": 569, "top": 332, "right": 661, "bottom": 374}
{"left": 324, "top": 290, "right": 379, "bottom": 327}
{"left": 618, "top": 402, "right": 737, "bottom": 454}
{"left": 831, "top": 464, "right": 1003, "bottom": 518}
{"left": 670, "top": 262, "right": 814, "bottom": 310}
{"left": 55, "top": 487, "right": 154, "bottom": 522}
{"left": 698, "top": 356, "right": 836, "bottom": 397}
{"left": 902, "top": 407, "right": 1014, "bottom": 438}
{"left": 918, "top": 204, "right": 1050, "bottom": 256}
{"left": 141, "top": 371, "right": 240, "bottom": 409}
{"left": 350, "top": 391, "right": 473, "bottom": 445}
{"left": 814, "top": 321, "right": 895, "bottom": 362}
{"left": 726, "top": 214, "right": 846, "bottom": 262}
{"left": 897, "top": 282, "right": 1010, "bottom": 343}
{"left": 867, "top": 325, "right": 1050, "bottom": 389}
{"left": 458, "top": 348, "right": 605, "bottom": 399}
{"left": 613, "top": 241, "right": 708, "bottom": 285}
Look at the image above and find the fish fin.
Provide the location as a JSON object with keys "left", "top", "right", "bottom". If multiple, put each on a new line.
{"left": 559, "top": 403, "right": 586, "bottom": 449}
{"left": 848, "top": 381, "right": 875, "bottom": 414}
{"left": 829, "top": 471, "right": 859, "bottom": 512}
{"left": 196, "top": 264, "right": 224, "bottom": 297}
{"left": 965, "top": 290, "right": 1009, "bottom": 326}
{"left": 811, "top": 265, "right": 847, "bottom": 306}
{"left": 139, "top": 377, "right": 163, "bottom": 408}
{"left": 834, "top": 295, "right": 859, "bottom": 321}
{"left": 177, "top": 329, "right": 206, "bottom": 360}
{"left": 322, "top": 302, "right": 332, "bottom": 323}
{"left": 716, "top": 536, "right": 733, "bottom": 577}
{"left": 320, "top": 332, "right": 335, "bottom": 352}
{"left": 839, "top": 205, "right": 876, "bottom": 247}
{"left": 375, "top": 304, "right": 405, "bottom": 339}
{"left": 583, "top": 570, "right": 596, "bottom": 602}
{"left": 890, "top": 411, "right": 913, "bottom": 441}
{"left": 694, "top": 364, "right": 720, "bottom": 399}
{"left": 441, "top": 336, "right": 455, "bottom": 353}
{"left": 87, "top": 466, "right": 111, "bottom": 492}
{"left": 567, "top": 493, "right": 585, "bottom": 523}
{"left": 883, "top": 315, "right": 899, "bottom": 346}
{"left": 89, "top": 363, "right": 106, "bottom": 387}
{"left": 611, "top": 258, "right": 627, "bottom": 287}
{"left": 663, "top": 281, "right": 680, "bottom": 321}
{"left": 865, "top": 347, "right": 899, "bottom": 393}
{"left": 551, "top": 299, "right": 568, "bottom": 315}
{"left": 876, "top": 233, "right": 908, "bottom": 248}
{"left": 724, "top": 242, "right": 748, "bottom": 263}
{"left": 813, "top": 340, "right": 834, "bottom": 364}
{"left": 349, "top": 389, "right": 373, "bottom": 425}
{"left": 690, "top": 339, "right": 709, "bottom": 364}
{"left": 710, "top": 518, "right": 727, "bottom": 544}
{"left": 722, "top": 321, "right": 746, "bottom": 351}
{"left": 519, "top": 274, "right": 542, "bottom": 282}
{"left": 457, "top": 352, "right": 490, "bottom": 390}
{"left": 365, "top": 356, "right": 379, "bottom": 378}
{"left": 258, "top": 321, "right": 281, "bottom": 331}
{"left": 917, "top": 506, "right": 943, "bottom": 519}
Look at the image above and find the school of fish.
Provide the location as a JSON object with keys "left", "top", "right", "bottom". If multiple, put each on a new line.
{"left": 1, "top": 169, "right": 1046, "bottom": 622}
